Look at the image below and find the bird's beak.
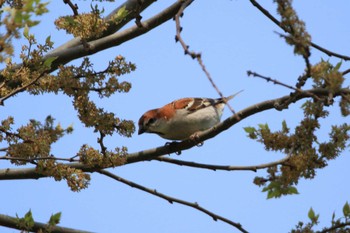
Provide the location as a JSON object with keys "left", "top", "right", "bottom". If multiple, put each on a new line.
{"left": 138, "top": 126, "right": 145, "bottom": 135}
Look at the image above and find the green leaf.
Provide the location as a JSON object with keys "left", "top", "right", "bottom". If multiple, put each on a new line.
{"left": 258, "top": 123, "right": 269, "bottom": 131}
{"left": 43, "top": 56, "right": 58, "bottom": 68}
{"left": 331, "top": 212, "right": 336, "bottom": 225}
{"left": 112, "top": 5, "right": 129, "bottom": 23}
{"left": 116, "top": 5, "right": 128, "bottom": 19}
{"left": 308, "top": 207, "right": 315, "bottom": 220}
{"left": 263, "top": 181, "right": 282, "bottom": 199}
{"left": 243, "top": 126, "right": 257, "bottom": 139}
{"left": 308, "top": 207, "right": 319, "bottom": 224}
{"left": 24, "top": 210, "right": 35, "bottom": 229}
{"left": 48, "top": 212, "right": 61, "bottom": 226}
{"left": 287, "top": 186, "right": 299, "bottom": 195}
{"left": 267, "top": 190, "right": 278, "bottom": 199}
{"left": 281, "top": 120, "right": 289, "bottom": 133}
{"left": 23, "top": 24, "right": 29, "bottom": 39}
{"left": 243, "top": 127, "right": 255, "bottom": 134}
{"left": 334, "top": 61, "right": 342, "bottom": 71}
{"left": 45, "top": 35, "right": 51, "bottom": 44}
{"left": 343, "top": 201, "right": 350, "bottom": 217}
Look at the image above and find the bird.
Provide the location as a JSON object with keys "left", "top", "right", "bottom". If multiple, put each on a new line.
{"left": 138, "top": 92, "right": 241, "bottom": 140}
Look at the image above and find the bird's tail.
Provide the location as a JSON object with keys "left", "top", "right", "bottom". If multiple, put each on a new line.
{"left": 223, "top": 89, "right": 244, "bottom": 103}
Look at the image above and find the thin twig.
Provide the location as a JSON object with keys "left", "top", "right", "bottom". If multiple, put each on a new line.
{"left": 97, "top": 131, "right": 107, "bottom": 155}
{"left": 249, "top": 0, "right": 350, "bottom": 61}
{"left": 0, "top": 156, "right": 79, "bottom": 163}
{"left": 247, "top": 70, "right": 321, "bottom": 101}
{"left": 134, "top": 0, "right": 144, "bottom": 28}
{"left": 174, "top": 0, "right": 237, "bottom": 115}
{"left": 0, "top": 127, "right": 33, "bottom": 143}
{"left": 0, "top": 147, "right": 8, "bottom": 152}
{"left": 174, "top": 0, "right": 198, "bottom": 59}
{"left": 153, "top": 155, "right": 290, "bottom": 172}
{"left": 342, "top": 68, "right": 350, "bottom": 76}
{"left": 63, "top": 0, "right": 79, "bottom": 16}
{"left": 0, "top": 128, "right": 23, "bottom": 140}
{"left": 275, "top": 32, "right": 312, "bottom": 88}
{"left": 98, "top": 169, "right": 249, "bottom": 233}
{"left": 0, "top": 71, "right": 47, "bottom": 106}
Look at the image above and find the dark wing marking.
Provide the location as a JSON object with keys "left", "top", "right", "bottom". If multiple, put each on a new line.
{"left": 186, "top": 98, "right": 219, "bottom": 112}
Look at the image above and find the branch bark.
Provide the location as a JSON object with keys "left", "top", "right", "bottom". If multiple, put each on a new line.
{"left": 153, "top": 155, "right": 290, "bottom": 172}
{"left": 0, "top": 213, "right": 91, "bottom": 233}
{"left": 47, "top": 1, "right": 191, "bottom": 70}
{"left": 0, "top": 1, "right": 192, "bottom": 86}
{"left": 0, "top": 88, "right": 348, "bottom": 181}
{"left": 50, "top": 0, "right": 157, "bottom": 53}
{"left": 98, "top": 169, "right": 249, "bottom": 233}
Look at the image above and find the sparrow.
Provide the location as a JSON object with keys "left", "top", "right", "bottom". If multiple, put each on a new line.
{"left": 138, "top": 92, "right": 241, "bottom": 140}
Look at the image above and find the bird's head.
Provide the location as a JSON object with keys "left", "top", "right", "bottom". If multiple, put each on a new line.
{"left": 138, "top": 109, "right": 165, "bottom": 136}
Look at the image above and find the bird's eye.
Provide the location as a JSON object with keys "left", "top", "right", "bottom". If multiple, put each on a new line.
{"left": 147, "top": 118, "right": 156, "bottom": 125}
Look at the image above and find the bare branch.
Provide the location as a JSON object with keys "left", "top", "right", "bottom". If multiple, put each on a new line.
{"left": 0, "top": 213, "right": 91, "bottom": 233}
{"left": 153, "top": 155, "right": 291, "bottom": 172}
{"left": 97, "top": 131, "right": 107, "bottom": 155}
{"left": 98, "top": 169, "right": 249, "bottom": 233}
{"left": 174, "top": 0, "right": 198, "bottom": 59}
{"left": 247, "top": 70, "right": 321, "bottom": 101}
{"left": 0, "top": 88, "right": 349, "bottom": 180}
{"left": 342, "top": 68, "right": 350, "bottom": 76}
{"left": 249, "top": 0, "right": 350, "bottom": 61}
{"left": 63, "top": 0, "right": 79, "bottom": 16}
{"left": 174, "top": 0, "right": 237, "bottom": 115}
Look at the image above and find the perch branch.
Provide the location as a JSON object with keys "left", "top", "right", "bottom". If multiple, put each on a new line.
{"left": 0, "top": 88, "right": 349, "bottom": 180}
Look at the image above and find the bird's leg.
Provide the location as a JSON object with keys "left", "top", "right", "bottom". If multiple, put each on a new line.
{"left": 189, "top": 132, "right": 204, "bottom": 147}
{"left": 165, "top": 141, "right": 182, "bottom": 155}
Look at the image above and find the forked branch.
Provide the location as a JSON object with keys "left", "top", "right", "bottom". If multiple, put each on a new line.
{"left": 249, "top": 0, "right": 350, "bottom": 61}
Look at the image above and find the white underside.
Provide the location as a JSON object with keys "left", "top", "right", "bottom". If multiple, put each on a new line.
{"left": 156, "top": 104, "right": 225, "bottom": 140}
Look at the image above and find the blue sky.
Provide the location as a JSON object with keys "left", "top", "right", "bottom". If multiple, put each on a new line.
{"left": 1, "top": 1, "right": 350, "bottom": 232}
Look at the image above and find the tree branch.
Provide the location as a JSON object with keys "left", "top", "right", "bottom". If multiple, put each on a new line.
{"left": 317, "top": 222, "right": 350, "bottom": 233}
{"left": 63, "top": 0, "right": 79, "bottom": 16}
{"left": 0, "top": 88, "right": 349, "bottom": 180}
{"left": 0, "top": 155, "right": 78, "bottom": 163}
{"left": 249, "top": 0, "right": 350, "bottom": 61}
{"left": 50, "top": 0, "right": 157, "bottom": 53}
{"left": 152, "top": 155, "right": 290, "bottom": 172}
{"left": 0, "top": 213, "right": 91, "bottom": 233}
{"left": 0, "top": 71, "right": 47, "bottom": 106}
{"left": 46, "top": 1, "right": 187, "bottom": 70}
{"left": 247, "top": 70, "right": 321, "bottom": 101}
{"left": 1, "top": 1, "right": 189, "bottom": 80}
{"left": 174, "top": 0, "right": 237, "bottom": 115}
{"left": 98, "top": 169, "right": 249, "bottom": 233}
